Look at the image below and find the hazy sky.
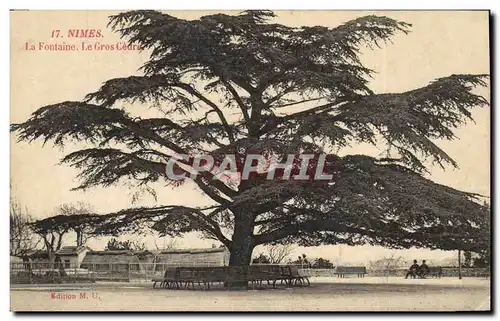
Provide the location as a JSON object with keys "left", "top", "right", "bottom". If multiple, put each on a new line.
{"left": 10, "top": 11, "right": 490, "bottom": 264}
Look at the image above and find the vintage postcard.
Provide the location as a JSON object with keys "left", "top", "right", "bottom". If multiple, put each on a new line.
{"left": 10, "top": 10, "right": 490, "bottom": 312}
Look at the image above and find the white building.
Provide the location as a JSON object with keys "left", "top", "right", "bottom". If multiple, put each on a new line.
{"left": 55, "top": 246, "right": 90, "bottom": 268}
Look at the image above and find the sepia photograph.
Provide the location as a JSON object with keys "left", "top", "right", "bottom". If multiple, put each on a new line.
{"left": 9, "top": 9, "right": 491, "bottom": 312}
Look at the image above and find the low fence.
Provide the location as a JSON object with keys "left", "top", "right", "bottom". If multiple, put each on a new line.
{"left": 9, "top": 262, "right": 490, "bottom": 284}
{"left": 367, "top": 267, "right": 490, "bottom": 278}
{"left": 440, "top": 267, "right": 490, "bottom": 278}
{"left": 10, "top": 262, "right": 222, "bottom": 284}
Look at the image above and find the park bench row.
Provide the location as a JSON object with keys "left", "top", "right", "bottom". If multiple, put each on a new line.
{"left": 152, "top": 265, "right": 310, "bottom": 290}
{"left": 334, "top": 266, "right": 367, "bottom": 278}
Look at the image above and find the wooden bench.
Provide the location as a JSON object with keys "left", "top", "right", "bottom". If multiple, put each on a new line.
{"left": 428, "top": 266, "right": 442, "bottom": 278}
{"left": 178, "top": 267, "right": 210, "bottom": 289}
{"left": 153, "top": 267, "right": 246, "bottom": 290}
{"left": 152, "top": 265, "right": 310, "bottom": 290}
{"left": 248, "top": 265, "right": 275, "bottom": 288}
{"left": 334, "top": 266, "right": 367, "bottom": 278}
{"left": 281, "top": 266, "right": 310, "bottom": 286}
{"left": 152, "top": 268, "right": 179, "bottom": 289}
{"left": 204, "top": 267, "right": 227, "bottom": 289}
{"left": 266, "top": 265, "right": 291, "bottom": 288}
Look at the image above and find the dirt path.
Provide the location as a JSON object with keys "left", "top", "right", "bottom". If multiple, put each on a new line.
{"left": 10, "top": 277, "right": 490, "bottom": 312}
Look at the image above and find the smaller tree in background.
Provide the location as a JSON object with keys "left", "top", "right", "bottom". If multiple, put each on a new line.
{"left": 153, "top": 237, "right": 180, "bottom": 251}
{"left": 30, "top": 218, "right": 70, "bottom": 265}
{"left": 369, "top": 254, "right": 405, "bottom": 271}
{"left": 311, "top": 258, "right": 334, "bottom": 269}
{"left": 473, "top": 250, "right": 490, "bottom": 268}
{"left": 10, "top": 200, "right": 40, "bottom": 257}
{"left": 265, "top": 244, "right": 295, "bottom": 264}
{"left": 151, "top": 237, "right": 181, "bottom": 271}
{"left": 58, "top": 202, "right": 95, "bottom": 247}
{"left": 30, "top": 204, "right": 98, "bottom": 266}
{"left": 252, "top": 253, "right": 271, "bottom": 264}
{"left": 105, "top": 238, "right": 147, "bottom": 251}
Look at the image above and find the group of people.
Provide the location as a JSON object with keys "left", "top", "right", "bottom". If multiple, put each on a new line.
{"left": 405, "top": 260, "right": 430, "bottom": 279}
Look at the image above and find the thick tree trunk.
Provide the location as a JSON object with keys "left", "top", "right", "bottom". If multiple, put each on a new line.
{"left": 48, "top": 249, "right": 55, "bottom": 269}
{"left": 226, "top": 209, "right": 255, "bottom": 288}
{"left": 229, "top": 205, "right": 255, "bottom": 266}
{"left": 228, "top": 237, "right": 254, "bottom": 266}
{"left": 226, "top": 238, "right": 254, "bottom": 289}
